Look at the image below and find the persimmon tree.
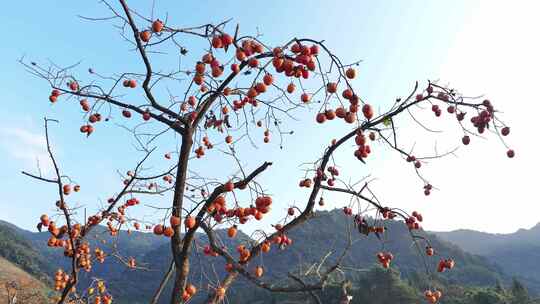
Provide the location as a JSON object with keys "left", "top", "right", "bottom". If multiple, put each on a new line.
{"left": 21, "top": 1, "right": 515, "bottom": 304}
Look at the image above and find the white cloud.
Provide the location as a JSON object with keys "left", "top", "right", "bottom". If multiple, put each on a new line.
{"left": 0, "top": 126, "right": 55, "bottom": 175}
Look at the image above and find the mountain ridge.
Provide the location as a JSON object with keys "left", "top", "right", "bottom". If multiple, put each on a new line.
{"left": 1, "top": 210, "right": 539, "bottom": 303}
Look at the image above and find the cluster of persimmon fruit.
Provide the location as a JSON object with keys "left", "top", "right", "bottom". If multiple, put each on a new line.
{"left": 376, "top": 252, "right": 394, "bottom": 268}
{"left": 314, "top": 69, "right": 374, "bottom": 127}
{"left": 437, "top": 258, "right": 455, "bottom": 273}
{"left": 405, "top": 211, "right": 423, "bottom": 230}
{"left": 152, "top": 209, "right": 196, "bottom": 239}
{"left": 424, "top": 289, "right": 443, "bottom": 303}
{"left": 76, "top": 242, "right": 93, "bottom": 272}
{"left": 139, "top": 19, "right": 164, "bottom": 43}
{"left": 87, "top": 281, "right": 113, "bottom": 304}
{"left": 354, "top": 130, "right": 376, "bottom": 161}
{"left": 181, "top": 283, "right": 198, "bottom": 302}
{"left": 208, "top": 187, "right": 273, "bottom": 224}
{"left": 54, "top": 269, "right": 70, "bottom": 291}
{"left": 423, "top": 89, "right": 514, "bottom": 158}
{"left": 271, "top": 224, "right": 293, "bottom": 249}
{"left": 95, "top": 247, "right": 105, "bottom": 263}
{"left": 195, "top": 136, "right": 215, "bottom": 158}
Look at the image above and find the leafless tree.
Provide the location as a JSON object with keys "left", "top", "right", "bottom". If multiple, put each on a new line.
{"left": 21, "top": 1, "right": 515, "bottom": 303}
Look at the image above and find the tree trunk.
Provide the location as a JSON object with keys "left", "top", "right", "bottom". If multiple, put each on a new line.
{"left": 169, "top": 131, "right": 193, "bottom": 304}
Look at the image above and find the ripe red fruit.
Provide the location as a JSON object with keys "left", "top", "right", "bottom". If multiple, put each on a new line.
{"left": 462, "top": 135, "right": 470, "bottom": 145}
{"left": 170, "top": 216, "right": 181, "bottom": 227}
{"left": 211, "top": 36, "right": 223, "bottom": 48}
{"left": 224, "top": 181, "right": 234, "bottom": 192}
{"left": 263, "top": 74, "right": 273, "bottom": 86}
{"left": 184, "top": 216, "right": 196, "bottom": 229}
{"left": 253, "top": 42, "right": 264, "bottom": 53}
{"left": 128, "top": 79, "right": 137, "bottom": 88}
{"left": 186, "top": 283, "right": 197, "bottom": 296}
{"left": 142, "top": 111, "right": 151, "bottom": 121}
{"left": 182, "top": 291, "right": 190, "bottom": 302}
{"left": 225, "top": 135, "right": 233, "bottom": 144}
{"left": 507, "top": 149, "right": 515, "bottom": 158}
{"left": 69, "top": 81, "right": 79, "bottom": 91}
{"left": 221, "top": 34, "right": 233, "bottom": 46}
{"left": 248, "top": 58, "right": 259, "bottom": 68}
{"left": 415, "top": 161, "right": 422, "bottom": 169}
{"left": 288, "top": 207, "right": 295, "bottom": 216}
{"left": 195, "top": 62, "right": 206, "bottom": 75}
{"left": 247, "top": 87, "right": 258, "bottom": 98}
{"left": 211, "top": 66, "right": 223, "bottom": 78}
{"left": 202, "top": 53, "right": 214, "bottom": 64}
{"left": 291, "top": 43, "right": 301, "bottom": 53}
{"left": 287, "top": 83, "right": 295, "bottom": 94}
{"left": 49, "top": 95, "right": 57, "bottom": 103}
{"left": 51, "top": 89, "right": 61, "bottom": 97}
{"left": 236, "top": 49, "right": 247, "bottom": 61}
{"left": 152, "top": 20, "right": 164, "bottom": 33}
{"left": 501, "top": 126, "right": 510, "bottom": 136}
{"left": 342, "top": 89, "right": 353, "bottom": 100}
{"left": 335, "top": 107, "right": 346, "bottom": 119}
{"left": 345, "top": 67, "right": 356, "bottom": 79}
{"left": 216, "top": 287, "right": 226, "bottom": 298}
{"left": 226, "top": 226, "right": 237, "bottom": 238}
{"left": 301, "top": 93, "right": 310, "bottom": 103}
{"left": 231, "top": 63, "right": 240, "bottom": 74}
{"left": 89, "top": 114, "right": 99, "bottom": 123}
{"left": 62, "top": 184, "right": 71, "bottom": 195}
{"left": 254, "top": 266, "right": 264, "bottom": 277}
{"left": 255, "top": 82, "right": 267, "bottom": 93}
{"left": 326, "top": 82, "right": 337, "bottom": 94}
{"left": 316, "top": 113, "right": 326, "bottom": 124}
{"left": 139, "top": 30, "right": 151, "bottom": 42}
{"left": 325, "top": 109, "right": 336, "bottom": 120}
{"left": 355, "top": 134, "right": 366, "bottom": 146}
{"left": 193, "top": 74, "right": 204, "bottom": 85}
{"left": 362, "top": 104, "right": 374, "bottom": 120}
{"left": 122, "top": 110, "right": 131, "bottom": 118}
{"left": 310, "top": 45, "right": 319, "bottom": 55}
{"left": 153, "top": 224, "right": 164, "bottom": 235}
{"left": 447, "top": 106, "right": 455, "bottom": 113}
{"left": 345, "top": 112, "right": 356, "bottom": 124}
{"left": 163, "top": 226, "right": 174, "bottom": 237}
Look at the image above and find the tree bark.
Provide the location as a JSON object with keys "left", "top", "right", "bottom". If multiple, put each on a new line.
{"left": 169, "top": 129, "right": 193, "bottom": 304}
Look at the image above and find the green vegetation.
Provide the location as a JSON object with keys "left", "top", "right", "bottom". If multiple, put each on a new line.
{"left": 227, "top": 267, "right": 537, "bottom": 304}
{"left": 0, "top": 211, "right": 539, "bottom": 303}
{"left": 0, "top": 221, "right": 51, "bottom": 281}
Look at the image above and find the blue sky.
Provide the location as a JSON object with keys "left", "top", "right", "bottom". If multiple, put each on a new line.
{"left": 1, "top": 1, "right": 538, "bottom": 234}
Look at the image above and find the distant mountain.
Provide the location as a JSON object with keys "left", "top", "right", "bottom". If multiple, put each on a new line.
{"left": 0, "top": 220, "right": 52, "bottom": 281}
{"left": 68, "top": 210, "right": 510, "bottom": 303}
{"left": 434, "top": 223, "right": 540, "bottom": 287}
{"left": 433, "top": 223, "right": 540, "bottom": 255}
{"left": 0, "top": 211, "right": 537, "bottom": 303}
